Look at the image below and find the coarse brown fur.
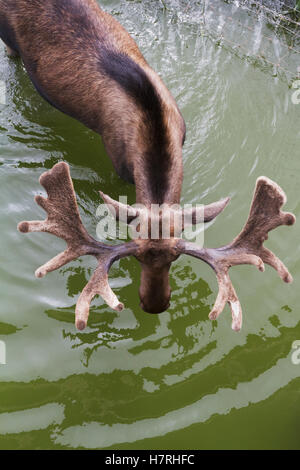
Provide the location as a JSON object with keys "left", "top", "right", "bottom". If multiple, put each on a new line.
{"left": 0, "top": 0, "right": 186, "bottom": 312}
{"left": 0, "top": 0, "right": 186, "bottom": 204}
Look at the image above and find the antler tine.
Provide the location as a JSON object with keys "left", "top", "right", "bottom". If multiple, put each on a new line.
{"left": 99, "top": 191, "right": 140, "bottom": 223}
{"left": 75, "top": 244, "right": 137, "bottom": 330}
{"left": 18, "top": 162, "right": 138, "bottom": 330}
{"left": 211, "top": 271, "right": 243, "bottom": 332}
{"left": 177, "top": 176, "right": 295, "bottom": 331}
{"left": 181, "top": 197, "right": 231, "bottom": 226}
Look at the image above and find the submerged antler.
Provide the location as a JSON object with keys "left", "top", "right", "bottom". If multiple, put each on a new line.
{"left": 18, "top": 162, "right": 138, "bottom": 330}
{"left": 177, "top": 177, "right": 296, "bottom": 331}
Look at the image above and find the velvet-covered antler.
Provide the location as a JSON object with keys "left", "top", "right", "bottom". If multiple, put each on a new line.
{"left": 18, "top": 162, "right": 138, "bottom": 330}
{"left": 176, "top": 177, "right": 296, "bottom": 331}
{"left": 18, "top": 163, "right": 295, "bottom": 333}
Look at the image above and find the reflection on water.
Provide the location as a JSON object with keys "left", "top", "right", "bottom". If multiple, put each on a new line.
{"left": 52, "top": 355, "right": 300, "bottom": 448}
{"left": 0, "top": 0, "right": 299, "bottom": 450}
{"left": 0, "top": 404, "right": 65, "bottom": 436}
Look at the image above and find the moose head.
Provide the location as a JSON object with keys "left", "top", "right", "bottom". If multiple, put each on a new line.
{"left": 99, "top": 189, "right": 230, "bottom": 314}
{"left": 18, "top": 162, "right": 295, "bottom": 331}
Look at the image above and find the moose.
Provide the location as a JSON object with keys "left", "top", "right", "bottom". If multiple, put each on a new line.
{"left": 0, "top": 0, "right": 295, "bottom": 331}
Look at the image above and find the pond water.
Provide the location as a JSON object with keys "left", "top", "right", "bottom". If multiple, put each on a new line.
{"left": 0, "top": 0, "right": 299, "bottom": 450}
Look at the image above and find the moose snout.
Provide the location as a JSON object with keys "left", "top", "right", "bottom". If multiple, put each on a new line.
{"left": 140, "top": 297, "right": 171, "bottom": 314}
{"left": 139, "top": 263, "right": 171, "bottom": 314}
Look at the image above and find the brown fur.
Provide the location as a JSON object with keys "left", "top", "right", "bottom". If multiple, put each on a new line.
{"left": 0, "top": 0, "right": 185, "bottom": 204}
{"left": 0, "top": 0, "right": 187, "bottom": 313}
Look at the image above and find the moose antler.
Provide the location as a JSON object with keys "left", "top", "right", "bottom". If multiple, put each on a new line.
{"left": 176, "top": 177, "right": 296, "bottom": 331}
{"left": 18, "top": 163, "right": 295, "bottom": 333}
{"left": 18, "top": 162, "right": 138, "bottom": 330}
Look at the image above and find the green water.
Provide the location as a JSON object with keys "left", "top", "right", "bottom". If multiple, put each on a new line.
{"left": 0, "top": 0, "right": 300, "bottom": 450}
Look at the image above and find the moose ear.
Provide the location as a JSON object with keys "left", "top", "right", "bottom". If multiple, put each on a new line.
{"left": 99, "top": 192, "right": 140, "bottom": 223}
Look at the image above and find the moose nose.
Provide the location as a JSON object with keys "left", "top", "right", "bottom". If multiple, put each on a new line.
{"left": 139, "top": 261, "right": 172, "bottom": 314}
{"left": 139, "top": 267, "right": 171, "bottom": 314}
{"left": 140, "top": 299, "right": 170, "bottom": 314}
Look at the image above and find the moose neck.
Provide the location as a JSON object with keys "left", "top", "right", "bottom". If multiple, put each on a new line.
{"left": 131, "top": 68, "right": 185, "bottom": 208}
{"left": 97, "top": 52, "right": 185, "bottom": 208}
{"left": 133, "top": 148, "right": 183, "bottom": 208}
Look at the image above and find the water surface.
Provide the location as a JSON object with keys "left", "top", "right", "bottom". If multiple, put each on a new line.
{"left": 0, "top": 0, "right": 299, "bottom": 450}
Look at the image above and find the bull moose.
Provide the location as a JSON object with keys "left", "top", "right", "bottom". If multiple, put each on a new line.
{"left": 0, "top": 0, "right": 295, "bottom": 331}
